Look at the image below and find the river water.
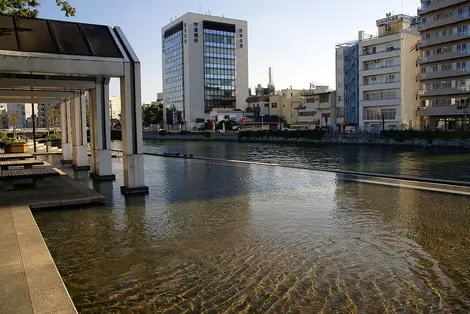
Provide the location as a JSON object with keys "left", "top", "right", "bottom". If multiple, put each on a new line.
{"left": 34, "top": 141, "right": 470, "bottom": 313}
{"left": 140, "top": 140, "right": 470, "bottom": 182}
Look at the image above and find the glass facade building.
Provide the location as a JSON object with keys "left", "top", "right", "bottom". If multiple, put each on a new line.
{"left": 163, "top": 23, "right": 184, "bottom": 125}
{"left": 203, "top": 23, "right": 236, "bottom": 113}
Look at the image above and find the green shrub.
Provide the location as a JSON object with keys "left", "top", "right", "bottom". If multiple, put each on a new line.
{"left": 239, "top": 129, "right": 326, "bottom": 140}
{"left": 44, "top": 133, "right": 61, "bottom": 141}
{"left": 203, "top": 130, "right": 212, "bottom": 138}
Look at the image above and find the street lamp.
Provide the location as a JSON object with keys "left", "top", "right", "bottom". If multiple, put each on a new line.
{"left": 464, "top": 110, "right": 469, "bottom": 131}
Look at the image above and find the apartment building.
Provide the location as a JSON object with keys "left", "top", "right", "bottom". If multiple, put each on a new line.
{"left": 417, "top": 0, "right": 470, "bottom": 130}
{"left": 358, "top": 14, "right": 420, "bottom": 130}
{"left": 268, "top": 89, "right": 304, "bottom": 125}
{"left": 162, "top": 13, "right": 248, "bottom": 129}
{"left": 293, "top": 85, "right": 337, "bottom": 130}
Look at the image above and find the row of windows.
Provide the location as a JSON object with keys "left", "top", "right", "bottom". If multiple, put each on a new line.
{"left": 165, "top": 85, "right": 183, "bottom": 94}
{"left": 203, "top": 33, "right": 236, "bottom": 45}
{"left": 421, "top": 79, "right": 470, "bottom": 90}
{"left": 204, "top": 63, "right": 236, "bottom": 70}
{"left": 165, "top": 75, "right": 183, "bottom": 84}
{"left": 165, "top": 96, "right": 183, "bottom": 103}
{"left": 204, "top": 46, "right": 235, "bottom": 55}
{"left": 165, "top": 54, "right": 182, "bottom": 65}
{"left": 364, "top": 108, "right": 397, "bottom": 120}
{"left": 422, "top": 7, "right": 469, "bottom": 25}
{"left": 203, "top": 52, "right": 236, "bottom": 60}
{"left": 422, "top": 42, "right": 470, "bottom": 57}
{"left": 204, "top": 57, "right": 236, "bottom": 65}
{"left": 421, "top": 24, "right": 469, "bottom": 41}
{"left": 204, "top": 67, "right": 236, "bottom": 75}
{"left": 205, "top": 78, "right": 236, "bottom": 86}
{"left": 365, "top": 90, "right": 398, "bottom": 100}
{"left": 203, "top": 28, "right": 236, "bottom": 37}
{"left": 205, "top": 89, "right": 235, "bottom": 96}
{"left": 365, "top": 75, "right": 398, "bottom": 85}
{"left": 421, "top": 61, "right": 470, "bottom": 73}
{"left": 163, "top": 41, "right": 182, "bottom": 54}
{"left": 422, "top": 97, "right": 470, "bottom": 109}
{"left": 204, "top": 74, "right": 236, "bottom": 80}
{"left": 165, "top": 64, "right": 183, "bottom": 74}
{"left": 204, "top": 41, "right": 236, "bottom": 49}
{"left": 364, "top": 59, "right": 395, "bottom": 70}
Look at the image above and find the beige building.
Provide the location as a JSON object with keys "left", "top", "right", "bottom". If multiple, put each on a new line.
{"left": 359, "top": 14, "right": 420, "bottom": 130}
{"left": 268, "top": 89, "right": 304, "bottom": 124}
{"left": 417, "top": 0, "right": 470, "bottom": 130}
{"left": 293, "top": 85, "right": 337, "bottom": 129}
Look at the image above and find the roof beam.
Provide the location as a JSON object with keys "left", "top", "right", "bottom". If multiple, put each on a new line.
{"left": 0, "top": 78, "right": 96, "bottom": 90}
{"left": 0, "top": 51, "right": 125, "bottom": 77}
{"left": 0, "top": 97, "right": 65, "bottom": 104}
{"left": 0, "top": 90, "right": 75, "bottom": 98}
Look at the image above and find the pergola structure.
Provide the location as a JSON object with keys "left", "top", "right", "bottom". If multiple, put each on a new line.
{"left": 0, "top": 14, "right": 148, "bottom": 194}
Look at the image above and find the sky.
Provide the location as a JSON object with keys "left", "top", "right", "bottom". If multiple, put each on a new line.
{"left": 36, "top": 0, "right": 420, "bottom": 103}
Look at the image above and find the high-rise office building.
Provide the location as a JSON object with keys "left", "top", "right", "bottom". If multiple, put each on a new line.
{"left": 417, "top": 0, "right": 470, "bottom": 130}
{"left": 7, "top": 104, "right": 26, "bottom": 129}
{"left": 161, "top": 13, "right": 248, "bottom": 129}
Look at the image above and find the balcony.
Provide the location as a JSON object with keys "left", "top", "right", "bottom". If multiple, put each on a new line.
{"left": 418, "top": 50, "right": 470, "bottom": 63}
{"left": 319, "top": 102, "right": 332, "bottom": 110}
{"left": 362, "top": 65, "right": 401, "bottom": 76}
{"left": 417, "top": 104, "right": 470, "bottom": 116}
{"left": 360, "top": 48, "right": 401, "bottom": 62}
{"left": 418, "top": 32, "right": 470, "bottom": 48}
{"left": 418, "top": 86, "right": 470, "bottom": 96}
{"left": 418, "top": 0, "right": 468, "bottom": 15}
{"left": 360, "top": 81, "right": 401, "bottom": 92}
{"left": 417, "top": 68, "right": 470, "bottom": 80}
{"left": 360, "top": 98, "right": 401, "bottom": 107}
{"left": 419, "top": 12, "right": 470, "bottom": 31}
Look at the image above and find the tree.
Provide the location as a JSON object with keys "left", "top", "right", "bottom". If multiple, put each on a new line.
{"left": 0, "top": 0, "right": 75, "bottom": 18}
{"left": 142, "top": 102, "right": 163, "bottom": 127}
{"left": 7, "top": 111, "right": 19, "bottom": 138}
{"left": 46, "top": 106, "right": 60, "bottom": 134}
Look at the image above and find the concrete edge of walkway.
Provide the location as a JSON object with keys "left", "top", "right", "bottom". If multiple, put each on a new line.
{"left": 8, "top": 204, "right": 77, "bottom": 314}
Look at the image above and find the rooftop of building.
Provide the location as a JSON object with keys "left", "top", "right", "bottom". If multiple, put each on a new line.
{"left": 246, "top": 95, "right": 270, "bottom": 102}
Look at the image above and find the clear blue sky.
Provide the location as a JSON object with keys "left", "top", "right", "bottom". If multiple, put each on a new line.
{"left": 38, "top": 0, "right": 420, "bottom": 103}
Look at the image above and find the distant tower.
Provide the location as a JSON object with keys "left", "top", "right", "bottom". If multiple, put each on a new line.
{"left": 267, "top": 67, "right": 275, "bottom": 94}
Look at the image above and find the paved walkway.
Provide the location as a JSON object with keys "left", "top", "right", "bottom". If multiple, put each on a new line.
{"left": 0, "top": 205, "right": 77, "bottom": 314}
{"left": 0, "top": 173, "right": 105, "bottom": 210}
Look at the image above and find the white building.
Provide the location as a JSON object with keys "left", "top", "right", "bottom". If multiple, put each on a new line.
{"left": 294, "top": 85, "right": 337, "bottom": 130}
{"left": 358, "top": 14, "right": 420, "bottom": 130}
{"left": 7, "top": 104, "right": 26, "bottom": 129}
{"left": 110, "top": 96, "right": 121, "bottom": 120}
{"left": 162, "top": 13, "right": 248, "bottom": 130}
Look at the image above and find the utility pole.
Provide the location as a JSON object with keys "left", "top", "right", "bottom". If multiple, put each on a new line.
{"left": 31, "top": 103, "right": 36, "bottom": 153}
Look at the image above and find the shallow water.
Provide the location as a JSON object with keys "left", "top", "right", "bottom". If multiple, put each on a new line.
{"left": 35, "top": 156, "right": 470, "bottom": 313}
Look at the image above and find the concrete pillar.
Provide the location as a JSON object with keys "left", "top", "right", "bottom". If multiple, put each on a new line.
{"left": 120, "top": 62, "right": 148, "bottom": 194}
{"left": 71, "top": 92, "right": 90, "bottom": 170}
{"left": 60, "top": 100, "right": 73, "bottom": 164}
{"left": 89, "top": 79, "right": 115, "bottom": 181}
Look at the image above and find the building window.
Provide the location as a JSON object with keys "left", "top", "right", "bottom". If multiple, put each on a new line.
{"left": 271, "top": 103, "right": 277, "bottom": 108}
{"left": 338, "top": 96, "right": 342, "bottom": 102}
{"left": 264, "top": 103, "right": 269, "bottom": 108}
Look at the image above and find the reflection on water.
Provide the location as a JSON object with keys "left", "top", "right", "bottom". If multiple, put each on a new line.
{"left": 137, "top": 140, "right": 470, "bottom": 182}
{"left": 34, "top": 156, "right": 470, "bottom": 312}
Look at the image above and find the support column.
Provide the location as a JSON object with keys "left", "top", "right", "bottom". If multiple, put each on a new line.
{"left": 60, "top": 100, "right": 73, "bottom": 164}
{"left": 71, "top": 92, "right": 90, "bottom": 170}
{"left": 90, "top": 79, "right": 115, "bottom": 181}
{"left": 120, "top": 62, "right": 148, "bottom": 194}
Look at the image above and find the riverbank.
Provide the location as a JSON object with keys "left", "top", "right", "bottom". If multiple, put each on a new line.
{"left": 143, "top": 132, "right": 470, "bottom": 148}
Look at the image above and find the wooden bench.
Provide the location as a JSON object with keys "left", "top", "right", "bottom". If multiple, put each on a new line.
{"left": 0, "top": 167, "right": 60, "bottom": 190}
{"left": 0, "top": 160, "right": 44, "bottom": 170}
{"left": 0, "top": 153, "right": 34, "bottom": 161}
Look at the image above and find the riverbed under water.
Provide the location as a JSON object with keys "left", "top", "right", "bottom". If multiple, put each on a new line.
{"left": 34, "top": 146, "right": 470, "bottom": 313}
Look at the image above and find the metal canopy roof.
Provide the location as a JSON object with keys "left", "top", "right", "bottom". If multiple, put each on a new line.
{"left": 0, "top": 14, "right": 123, "bottom": 58}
